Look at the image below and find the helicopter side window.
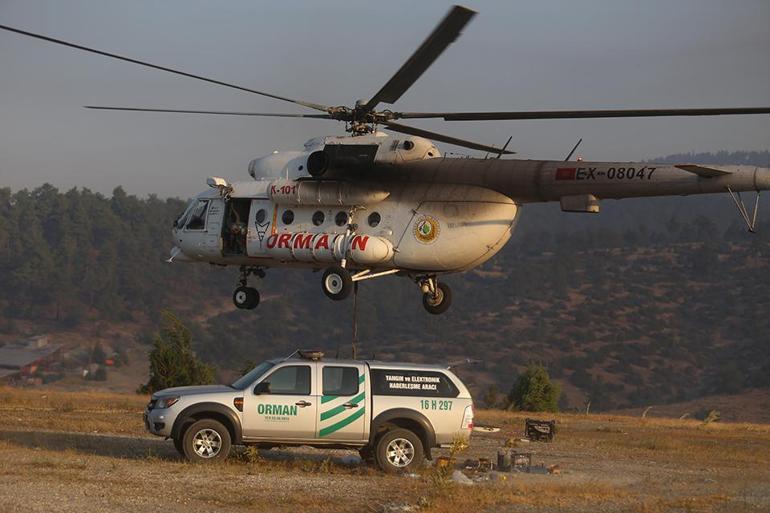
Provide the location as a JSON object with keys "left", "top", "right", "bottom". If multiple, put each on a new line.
{"left": 185, "top": 200, "right": 209, "bottom": 230}
{"left": 335, "top": 211, "right": 348, "bottom": 227}
{"left": 282, "top": 209, "right": 294, "bottom": 225}
{"left": 368, "top": 212, "right": 381, "bottom": 227}
{"left": 312, "top": 211, "right": 325, "bottom": 226}
{"left": 255, "top": 208, "right": 267, "bottom": 224}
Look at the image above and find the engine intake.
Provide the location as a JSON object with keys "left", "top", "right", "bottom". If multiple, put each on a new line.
{"left": 306, "top": 144, "right": 379, "bottom": 178}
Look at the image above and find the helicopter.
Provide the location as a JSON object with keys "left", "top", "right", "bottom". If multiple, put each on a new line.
{"left": 2, "top": 6, "right": 769, "bottom": 314}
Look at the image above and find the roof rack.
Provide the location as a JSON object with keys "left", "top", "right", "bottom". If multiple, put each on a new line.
{"left": 288, "top": 349, "right": 325, "bottom": 361}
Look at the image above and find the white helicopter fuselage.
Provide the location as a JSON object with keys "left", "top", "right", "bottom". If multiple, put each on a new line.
{"left": 170, "top": 131, "right": 770, "bottom": 313}
{"left": 172, "top": 134, "right": 518, "bottom": 274}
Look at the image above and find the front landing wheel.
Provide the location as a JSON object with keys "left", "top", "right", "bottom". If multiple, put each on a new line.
{"left": 322, "top": 265, "right": 353, "bottom": 300}
{"left": 233, "top": 286, "right": 260, "bottom": 309}
{"left": 422, "top": 282, "right": 452, "bottom": 315}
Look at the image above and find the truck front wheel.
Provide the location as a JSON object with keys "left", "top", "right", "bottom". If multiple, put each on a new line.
{"left": 375, "top": 428, "right": 424, "bottom": 474}
{"left": 182, "top": 419, "right": 232, "bottom": 463}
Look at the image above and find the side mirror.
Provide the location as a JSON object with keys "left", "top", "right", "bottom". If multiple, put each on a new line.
{"left": 253, "top": 382, "right": 270, "bottom": 395}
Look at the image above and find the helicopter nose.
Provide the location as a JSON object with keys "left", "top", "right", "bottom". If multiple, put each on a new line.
{"left": 166, "top": 245, "right": 192, "bottom": 263}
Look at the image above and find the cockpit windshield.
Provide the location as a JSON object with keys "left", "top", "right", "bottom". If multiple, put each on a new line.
{"left": 230, "top": 361, "right": 274, "bottom": 390}
{"left": 173, "top": 199, "right": 197, "bottom": 229}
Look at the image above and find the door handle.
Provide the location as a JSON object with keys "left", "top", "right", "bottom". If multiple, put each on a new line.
{"left": 343, "top": 402, "right": 359, "bottom": 409}
{"left": 295, "top": 401, "right": 312, "bottom": 407}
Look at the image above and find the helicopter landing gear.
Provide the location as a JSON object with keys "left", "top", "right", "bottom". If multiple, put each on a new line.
{"left": 419, "top": 276, "right": 452, "bottom": 315}
{"left": 322, "top": 265, "right": 353, "bottom": 301}
{"left": 233, "top": 286, "right": 259, "bottom": 309}
{"left": 233, "top": 266, "right": 264, "bottom": 310}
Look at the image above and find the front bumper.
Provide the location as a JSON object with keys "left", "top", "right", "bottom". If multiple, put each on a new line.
{"left": 144, "top": 407, "right": 174, "bottom": 437}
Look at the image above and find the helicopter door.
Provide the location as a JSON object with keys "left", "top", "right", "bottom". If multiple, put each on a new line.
{"left": 247, "top": 199, "right": 275, "bottom": 257}
{"left": 222, "top": 199, "right": 251, "bottom": 256}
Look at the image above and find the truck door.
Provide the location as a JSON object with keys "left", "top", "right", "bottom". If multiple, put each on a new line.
{"left": 316, "top": 363, "right": 367, "bottom": 441}
{"left": 247, "top": 199, "right": 275, "bottom": 257}
{"left": 242, "top": 363, "right": 317, "bottom": 440}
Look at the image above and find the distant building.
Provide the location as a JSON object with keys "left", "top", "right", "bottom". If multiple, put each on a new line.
{"left": 0, "top": 335, "right": 61, "bottom": 384}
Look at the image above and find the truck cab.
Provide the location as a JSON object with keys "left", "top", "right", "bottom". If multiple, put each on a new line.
{"left": 144, "top": 351, "right": 474, "bottom": 473}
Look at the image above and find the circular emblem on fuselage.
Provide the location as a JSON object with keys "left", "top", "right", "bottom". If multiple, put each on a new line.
{"left": 414, "top": 215, "right": 440, "bottom": 244}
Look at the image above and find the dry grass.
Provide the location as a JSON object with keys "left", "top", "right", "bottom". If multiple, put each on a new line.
{"left": 0, "top": 387, "right": 768, "bottom": 512}
{"left": 0, "top": 386, "right": 148, "bottom": 435}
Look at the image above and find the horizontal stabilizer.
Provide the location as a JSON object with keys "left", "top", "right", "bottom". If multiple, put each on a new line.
{"left": 675, "top": 164, "right": 731, "bottom": 178}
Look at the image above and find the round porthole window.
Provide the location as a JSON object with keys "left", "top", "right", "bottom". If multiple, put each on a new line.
{"left": 368, "top": 212, "right": 381, "bottom": 227}
{"left": 335, "top": 211, "right": 348, "bottom": 227}
{"left": 255, "top": 209, "right": 266, "bottom": 224}
{"left": 312, "top": 211, "right": 325, "bottom": 226}
{"left": 282, "top": 210, "right": 294, "bottom": 225}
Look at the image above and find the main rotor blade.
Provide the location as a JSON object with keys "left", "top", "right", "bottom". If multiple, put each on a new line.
{"left": 84, "top": 106, "right": 332, "bottom": 118}
{"left": 397, "top": 107, "right": 770, "bottom": 121}
{"left": 0, "top": 24, "right": 330, "bottom": 112}
{"left": 360, "top": 5, "right": 476, "bottom": 113}
{"left": 383, "top": 121, "right": 514, "bottom": 155}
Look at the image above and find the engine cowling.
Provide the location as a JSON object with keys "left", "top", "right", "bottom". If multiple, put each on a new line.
{"left": 268, "top": 179, "right": 389, "bottom": 205}
{"left": 306, "top": 144, "right": 379, "bottom": 178}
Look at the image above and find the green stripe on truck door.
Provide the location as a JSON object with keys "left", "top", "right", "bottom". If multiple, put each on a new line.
{"left": 318, "top": 407, "right": 366, "bottom": 437}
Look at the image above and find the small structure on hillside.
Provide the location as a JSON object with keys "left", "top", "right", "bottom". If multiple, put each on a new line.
{"left": 0, "top": 335, "right": 62, "bottom": 384}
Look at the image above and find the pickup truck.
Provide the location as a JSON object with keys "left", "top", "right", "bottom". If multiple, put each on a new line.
{"left": 144, "top": 350, "right": 474, "bottom": 472}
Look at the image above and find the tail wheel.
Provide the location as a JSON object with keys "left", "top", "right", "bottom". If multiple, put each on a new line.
{"left": 422, "top": 282, "right": 452, "bottom": 315}
{"left": 322, "top": 265, "right": 353, "bottom": 300}
{"left": 375, "top": 428, "right": 424, "bottom": 474}
{"left": 182, "top": 419, "right": 232, "bottom": 463}
{"left": 233, "top": 286, "right": 260, "bottom": 309}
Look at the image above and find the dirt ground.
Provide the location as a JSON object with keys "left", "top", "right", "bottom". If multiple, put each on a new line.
{"left": 0, "top": 387, "right": 768, "bottom": 513}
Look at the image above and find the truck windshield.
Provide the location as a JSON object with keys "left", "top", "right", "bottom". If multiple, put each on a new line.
{"left": 230, "top": 361, "right": 274, "bottom": 390}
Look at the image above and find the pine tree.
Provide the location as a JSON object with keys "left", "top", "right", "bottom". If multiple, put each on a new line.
{"left": 508, "top": 363, "right": 561, "bottom": 412}
{"left": 140, "top": 311, "right": 214, "bottom": 393}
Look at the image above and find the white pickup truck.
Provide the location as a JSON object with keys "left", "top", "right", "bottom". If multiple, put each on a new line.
{"left": 144, "top": 351, "right": 475, "bottom": 472}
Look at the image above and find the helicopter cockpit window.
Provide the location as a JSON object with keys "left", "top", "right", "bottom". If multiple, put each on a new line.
{"left": 185, "top": 200, "right": 209, "bottom": 230}
{"left": 173, "top": 200, "right": 195, "bottom": 229}
{"left": 282, "top": 209, "right": 294, "bottom": 225}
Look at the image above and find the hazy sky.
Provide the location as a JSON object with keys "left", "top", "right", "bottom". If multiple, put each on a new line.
{"left": 1, "top": 0, "right": 769, "bottom": 197}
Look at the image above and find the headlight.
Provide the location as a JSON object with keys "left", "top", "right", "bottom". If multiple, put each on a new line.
{"left": 155, "top": 396, "right": 180, "bottom": 409}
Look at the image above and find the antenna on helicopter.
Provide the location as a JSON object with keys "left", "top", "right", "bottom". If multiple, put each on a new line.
{"left": 564, "top": 138, "right": 583, "bottom": 161}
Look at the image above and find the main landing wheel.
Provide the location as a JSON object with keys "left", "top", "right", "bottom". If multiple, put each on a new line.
{"left": 322, "top": 265, "right": 353, "bottom": 300}
{"left": 233, "top": 286, "right": 260, "bottom": 309}
{"left": 422, "top": 282, "right": 452, "bottom": 315}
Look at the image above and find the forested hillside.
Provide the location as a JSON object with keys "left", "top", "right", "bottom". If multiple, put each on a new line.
{"left": 1, "top": 150, "right": 769, "bottom": 410}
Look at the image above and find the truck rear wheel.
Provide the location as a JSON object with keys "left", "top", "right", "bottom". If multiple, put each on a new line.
{"left": 182, "top": 419, "right": 232, "bottom": 463}
{"left": 375, "top": 428, "right": 424, "bottom": 474}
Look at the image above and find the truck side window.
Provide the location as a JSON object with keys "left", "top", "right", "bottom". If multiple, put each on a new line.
{"left": 185, "top": 199, "right": 209, "bottom": 230}
{"left": 263, "top": 365, "right": 311, "bottom": 395}
{"left": 323, "top": 366, "right": 359, "bottom": 396}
